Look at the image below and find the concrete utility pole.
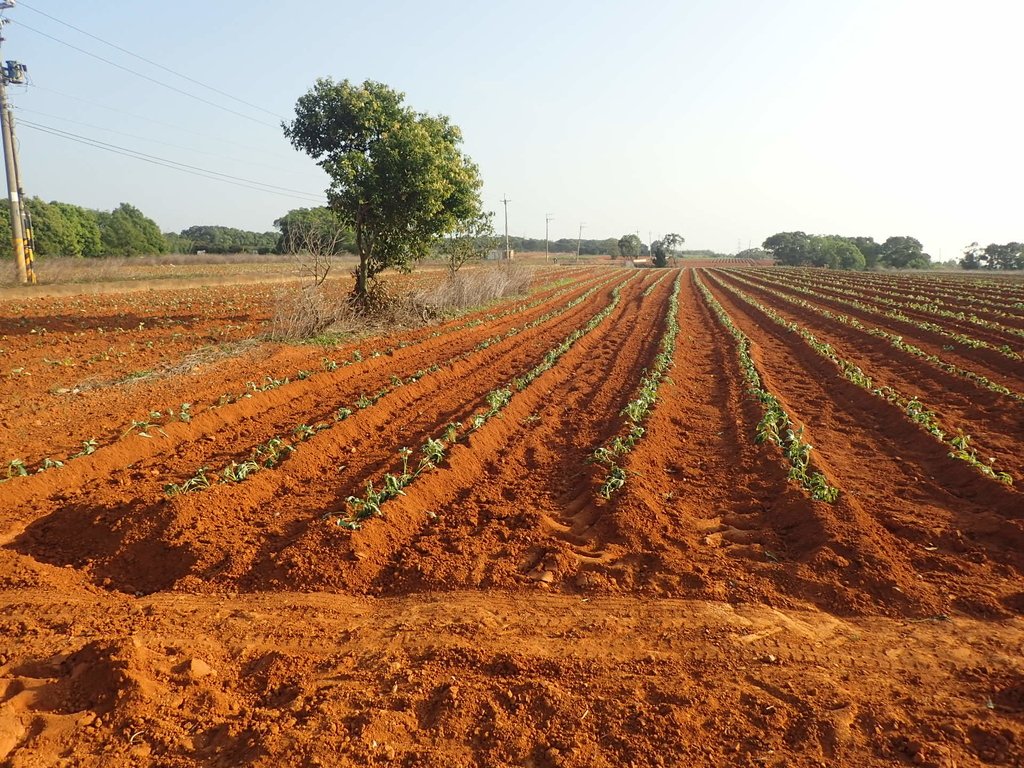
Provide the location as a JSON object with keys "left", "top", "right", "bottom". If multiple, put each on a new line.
{"left": 0, "top": 5, "right": 33, "bottom": 284}
{"left": 575, "top": 223, "right": 585, "bottom": 265}
{"left": 545, "top": 213, "right": 553, "bottom": 262}
{"left": 500, "top": 194, "right": 511, "bottom": 260}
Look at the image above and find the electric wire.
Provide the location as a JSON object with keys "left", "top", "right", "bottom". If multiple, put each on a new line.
{"left": 13, "top": 105, "right": 309, "bottom": 176}
{"left": 16, "top": 0, "right": 286, "bottom": 121}
{"left": 12, "top": 20, "right": 280, "bottom": 129}
{"left": 20, "top": 120, "right": 327, "bottom": 204}
{"left": 29, "top": 84, "right": 298, "bottom": 159}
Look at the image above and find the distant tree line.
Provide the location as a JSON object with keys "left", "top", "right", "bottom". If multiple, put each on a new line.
{"left": 762, "top": 232, "right": 931, "bottom": 270}
{"left": 960, "top": 242, "right": 1023, "bottom": 270}
{"left": 0, "top": 198, "right": 165, "bottom": 258}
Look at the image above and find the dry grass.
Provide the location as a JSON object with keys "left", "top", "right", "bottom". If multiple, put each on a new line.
{"left": 267, "top": 263, "right": 534, "bottom": 342}
{"left": 413, "top": 263, "right": 533, "bottom": 312}
{"left": 0, "top": 253, "right": 324, "bottom": 287}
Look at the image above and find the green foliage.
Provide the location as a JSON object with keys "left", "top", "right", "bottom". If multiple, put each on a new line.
{"left": 284, "top": 78, "right": 484, "bottom": 300}
{"left": 170, "top": 225, "right": 279, "bottom": 254}
{"left": 880, "top": 236, "right": 930, "bottom": 269}
{"left": 960, "top": 241, "right": 1024, "bottom": 270}
{"left": 617, "top": 234, "right": 642, "bottom": 258}
{"left": 438, "top": 210, "right": 496, "bottom": 274}
{"left": 96, "top": 203, "right": 166, "bottom": 257}
{"left": 651, "top": 233, "right": 684, "bottom": 268}
{"left": 763, "top": 232, "right": 928, "bottom": 270}
{"left": 274, "top": 207, "right": 355, "bottom": 255}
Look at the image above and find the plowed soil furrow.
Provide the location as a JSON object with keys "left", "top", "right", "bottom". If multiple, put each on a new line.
{"left": 1, "top": 270, "right": 592, "bottom": 466}
{"left": 7, "top": 275, "right": 640, "bottom": 594}
{"left": 765, "top": 271, "right": 1024, "bottom": 357}
{"left": 257, "top": 271, "right": 667, "bottom": 595}
{"left": 703, "top": 272, "right": 1024, "bottom": 619}
{"left": 0, "top": 272, "right": 610, "bottom": 514}
{"left": 711, "top": 270, "right": 1024, "bottom": 478}
{"left": 741, "top": 269, "right": 1024, "bottom": 390}
{"left": 800, "top": 270, "right": 1024, "bottom": 304}
{"left": 589, "top": 270, "right": 934, "bottom": 615}
{"left": 363, "top": 271, "right": 681, "bottom": 595}
{"left": 779, "top": 268, "right": 1024, "bottom": 299}
{"left": 772, "top": 271, "right": 1024, "bottom": 329}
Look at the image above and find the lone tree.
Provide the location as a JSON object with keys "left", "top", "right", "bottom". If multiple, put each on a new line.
{"left": 440, "top": 211, "right": 496, "bottom": 276}
{"left": 284, "top": 79, "right": 484, "bottom": 306}
{"left": 617, "top": 233, "right": 642, "bottom": 258}
{"left": 651, "top": 233, "right": 684, "bottom": 267}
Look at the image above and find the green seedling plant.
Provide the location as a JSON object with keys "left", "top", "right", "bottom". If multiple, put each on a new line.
{"left": 592, "top": 272, "right": 682, "bottom": 497}
{"left": 335, "top": 273, "right": 640, "bottom": 529}
{"left": 165, "top": 466, "right": 211, "bottom": 496}
{"left": 710, "top": 273, "right": 1013, "bottom": 485}
{"left": 695, "top": 272, "right": 840, "bottom": 503}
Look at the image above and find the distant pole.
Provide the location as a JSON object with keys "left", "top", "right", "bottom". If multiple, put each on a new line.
{"left": 575, "top": 223, "right": 585, "bottom": 265}
{"left": 501, "top": 194, "right": 511, "bottom": 260}
{"left": 545, "top": 213, "right": 553, "bottom": 262}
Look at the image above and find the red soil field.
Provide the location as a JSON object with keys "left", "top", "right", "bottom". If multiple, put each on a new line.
{"left": 1, "top": 265, "right": 1023, "bottom": 767}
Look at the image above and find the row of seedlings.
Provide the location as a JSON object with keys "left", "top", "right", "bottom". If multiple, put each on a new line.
{"left": 708, "top": 272, "right": 1013, "bottom": 484}
{"left": 774, "top": 268, "right": 1024, "bottom": 325}
{"left": 592, "top": 271, "right": 683, "bottom": 497}
{"left": 694, "top": 272, "right": 840, "bottom": 502}
{"left": 165, "top": 273, "right": 628, "bottom": 496}
{"left": 750, "top": 270, "right": 1022, "bottom": 361}
{"left": 336, "top": 273, "right": 641, "bottom": 529}
{"left": 719, "top": 270, "right": 1024, "bottom": 402}
{"left": 776, "top": 269, "right": 1024, "bottom": 344}
{"left": 12, "top": 272, "right": 608, "bottom": 485}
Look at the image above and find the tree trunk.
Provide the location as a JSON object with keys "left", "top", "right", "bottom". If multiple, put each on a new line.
{"left": 354, "top": 210, "right": 369, "bottom": 303}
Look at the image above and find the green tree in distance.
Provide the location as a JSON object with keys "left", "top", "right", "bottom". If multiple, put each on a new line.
{"left": 284, "top": 79, "right": 484, "bottom": 305}
{"left": 274, "top": 207, "right": 355, "bottom": 255}
{"left": 439, "top": 211, "right": 496, "bottom": 275}
{"left": 652, "top": 233, "right": 684, "bottom": 267}
{"left": 617, "top": 233, "right": 642, "bottom": 258}
{"left": 96, "top": 203, "right": 165, "bottom": 257}
{"left": 880, "top": 236, "right": 930, "bottom": 269}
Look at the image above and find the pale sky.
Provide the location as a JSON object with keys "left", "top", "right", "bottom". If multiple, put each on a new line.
{"left": 3, "top": 0, "right": 1021, "bottom": 258}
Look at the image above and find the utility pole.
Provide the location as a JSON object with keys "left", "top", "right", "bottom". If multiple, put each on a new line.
{"left": 575, "top": 223, "right": 585, "bottom": 265}
{"left": 545, "top": 213, "right": 553, "bottom": 262}
{"left": 0, "top": 5, "right": 32, "bottom": 284}
{"left": 500, "top": 194, "right": 511, "bottom": 260}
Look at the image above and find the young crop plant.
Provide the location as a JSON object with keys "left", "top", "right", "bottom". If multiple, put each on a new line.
{"left": 592, "top": 272, "right": 683, "bottom": 497}
{"left": 165, "top": 466, "right": 212, "bottom": 496}
{"left": 748, "top": 270, "right": 1021, "bottom": 361}
{"left": 709, "top": 273, "right": 1014, "bottom": 485}
{"left": 221, "top": 460, "right": 260, "bottom": 483}
{"left": 722, "top": 270, "right": 1024, "bottom": 402}
{"left": 333, "top": 273, "right": 641, "bottom": 530}
{"left": 694, "top": 272, "right": 840, "bottom": 503}
{"left": 337, "top": 437, "right": 451, "bottom": 529}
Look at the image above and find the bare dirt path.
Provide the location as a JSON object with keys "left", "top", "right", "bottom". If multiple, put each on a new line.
{"left": 1, "top": 587, "right": 1022, "bottom": 767}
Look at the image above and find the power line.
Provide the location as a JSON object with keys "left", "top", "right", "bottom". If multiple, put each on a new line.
{"left": 17, "top": 0, "right": 286, "bottom": 121}
{"left": 19, "top": 120, "right": 327, "bottom": 203}
{"left": 12, "top": 20, "right": 280, "bottom": 129}
{"left": 29, "top": 84, "right": 297, "bottom": 159}
{"left": 14, "top": 105, "right": 309, "bottom": 177}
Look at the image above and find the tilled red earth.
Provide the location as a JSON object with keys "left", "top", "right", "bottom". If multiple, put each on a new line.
{"left": 1, "top": 266, "right": 1022, "bottom": 767}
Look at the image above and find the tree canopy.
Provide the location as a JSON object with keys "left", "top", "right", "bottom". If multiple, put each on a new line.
{"left": 762, "top": 232, "right": 930, "bottom": 270}
{"left": 961, "top": 242, "right": 1024, "bottom": 270}
{"left": 273, "top": 207, "right": 355, "bottom": 255}
{"left": 617, "top": 234, "right": 642, "bottom": 258}
{"left": 284, "top": 78, "right": 484, "bottom": 302}
{"left": 651, "top": 233, "right": 684, "bottom": 267}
